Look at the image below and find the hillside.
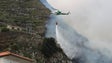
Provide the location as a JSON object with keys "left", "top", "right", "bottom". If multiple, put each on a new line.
{"left": 0, "top": 0, "right": 71, "bottom": 63}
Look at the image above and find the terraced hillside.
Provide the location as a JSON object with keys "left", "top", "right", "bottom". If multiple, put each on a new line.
{"left": 0, "top": 0, "right": 71, "bottom": 63}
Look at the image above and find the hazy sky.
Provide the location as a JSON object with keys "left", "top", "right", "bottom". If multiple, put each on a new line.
{"left": 47, "top": 0, "right": 112, "bottom": 61}
{"left": 47, "top": 0, "right": 112, "bottom": 44}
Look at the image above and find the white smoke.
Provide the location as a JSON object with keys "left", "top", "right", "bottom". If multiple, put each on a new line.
{"left": 56, "top": 24, "right": 87, "bottom": 59}
{"left": 41, "top": 0, "right": 112, "bottom": 63}
{"left": 47, "top": 0, "right": 112, "bottom": 42}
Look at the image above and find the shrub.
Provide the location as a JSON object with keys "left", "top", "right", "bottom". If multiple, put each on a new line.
{"left": 41, "top": 38, "right": 62, "bottom": 58}
{"left": 1, "top": 27, "right": 9, "bottom": 32}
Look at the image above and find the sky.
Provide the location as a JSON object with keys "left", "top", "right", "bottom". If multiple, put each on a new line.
{"left": 47, "top": 0, "right": 112, "bottom": 46}
{"left": 46, "top": 0, "right": 112, "bottom": 62}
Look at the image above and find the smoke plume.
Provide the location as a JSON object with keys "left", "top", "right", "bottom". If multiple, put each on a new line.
{"left": 41, "top": 0, "right": 112, "bottom": 63}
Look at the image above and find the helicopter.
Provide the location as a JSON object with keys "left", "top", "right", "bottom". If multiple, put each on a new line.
{"left": 52, "top": 10, "right": 70, "bottom": 15}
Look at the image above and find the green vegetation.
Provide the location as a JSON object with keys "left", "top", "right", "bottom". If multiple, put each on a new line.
{"left": 0, "top": 34, "right": 70, "bottom": 63}
{"left": 41, "top": 38, "right": 62, "bottom": 58}
{"left": 0, "top": 0, "right": 50, "bottom": 28}
{"left": 1, "top": 27, "right": 9, "bottom": 32}
{"left": 0, "top": 24, "right": 9, "bottom": 32}
{"left": 0, "top": 0, "right": 70, "bottom": 63}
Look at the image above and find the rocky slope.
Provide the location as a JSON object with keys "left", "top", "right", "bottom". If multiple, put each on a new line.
{"left": 0, "top": 0, "right": 71, "bottom": 63}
